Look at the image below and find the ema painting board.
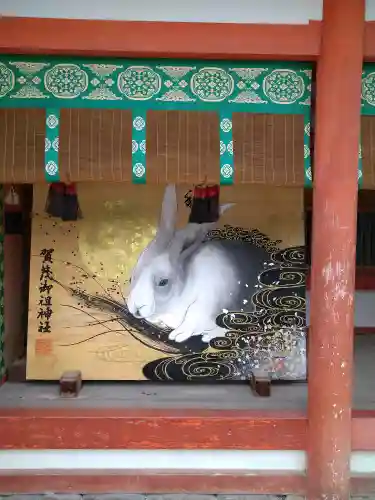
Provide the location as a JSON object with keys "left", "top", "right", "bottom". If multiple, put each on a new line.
{"left": 26, "top": 183, "right": 306, "bottom": 381}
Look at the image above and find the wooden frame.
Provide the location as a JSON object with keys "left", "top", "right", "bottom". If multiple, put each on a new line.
{"left": 0, "top": 18, "right": 322, "bottom": 61}
{"left": 0, "top": 52, "right": 312, "bottom": 386}
{"left": 3, "top": 18, "right": 375, "bottom": 62}
{"left": 1, "top": 14, "right": 375, "bottom": 498}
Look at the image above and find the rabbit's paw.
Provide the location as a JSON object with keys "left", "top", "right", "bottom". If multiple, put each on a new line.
{"left": 202, "top": 327, "right": 227, "bottom": 343}
{"left": 169, "top": 324, "right": 201, "bottom": 343}
{"left": 168, "top": 316, "right": 212, "bottom": 342}
{"left": 169, "top": 320, "right": 226, "bottom": 344}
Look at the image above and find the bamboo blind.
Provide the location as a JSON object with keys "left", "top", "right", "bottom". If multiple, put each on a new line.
{"left": 361, "top": 116, "right": 375, "bottom": 189}
{"left": 0, "top": 108, "right": 305, "bottom": 185}
{"left": 233, "top": 112, "right": 304, "bottom": 185}
{"left": 0, "top": 109, "right": 45, "bottom": 183}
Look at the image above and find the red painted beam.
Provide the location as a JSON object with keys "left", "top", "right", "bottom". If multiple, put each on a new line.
{"left": 0, "top": 17, "right": 321, "bottom": 60}
{"left": 0, "top": 409, "right": 374, "bottom": 450}
{"left": 0, "top": 409, "right": 307, "bottom": 450}
{"left": 1, "top": 17, "right": 375, "bottom": 62}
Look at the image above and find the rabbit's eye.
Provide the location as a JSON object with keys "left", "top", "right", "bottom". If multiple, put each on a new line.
{"left": 158, "top": 278, "right": 169, "bottom": 287}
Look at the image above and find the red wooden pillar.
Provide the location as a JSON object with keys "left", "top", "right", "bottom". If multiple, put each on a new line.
{"left": 307, "top": 0, "right": 365, "bottom": 498}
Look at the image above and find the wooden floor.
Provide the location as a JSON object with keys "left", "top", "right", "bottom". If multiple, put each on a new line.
{"left": 0, "top": 334, "right": 374, "bottom": 410}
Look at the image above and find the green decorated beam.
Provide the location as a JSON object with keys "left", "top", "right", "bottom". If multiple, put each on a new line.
{"left": 0, "top": 56, "right": 312, "bottom": 186}
{"left": 361, "top": 65, "right": 375, "bottom": 115}
{"left": 357, "top": 63, "right": 375, "bottom": 188}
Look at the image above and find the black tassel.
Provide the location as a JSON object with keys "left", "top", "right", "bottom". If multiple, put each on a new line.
{"left": 45, "top": 183, "right": 65, "bottom": 218}
{"left": 188, "top": 184, "right": 220, "bottom": 224}
{"left": 206, "top": 184, "right": 220, "bottom": 223}
{"left": 188, "top": 185, "right": 208, "bottom": 224}
{"left": 45, "top": 183, "right": 82, "bottom": 221}
{"left": 62, "top": 183, "right": 82, "bottom": 222}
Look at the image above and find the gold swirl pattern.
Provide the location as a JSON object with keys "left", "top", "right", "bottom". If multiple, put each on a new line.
{"left": 267, "top": 311, "right": 305, "bottom": 329}
{"left": 209, "top": 334, "right": 237, "bottom": 350}
{"left": 208, "top": 225, "right": 281, "bottom": 253}
{"left": 258, "top": 269, "right": 306, "bottom": 288}
{"left": 271, "top": 246, "right": 307, "bottom": 268}
{"left": 216, "top": 311, "right": 264, "bottom": 331}
{"left": 252, "top": 289, "right": 305, "bottom": 312}
{"left": 143, "top": 350, "right": 240, "bottom": 381}
{"left": 228, "top": 330, "right": 273, "bottom": 350}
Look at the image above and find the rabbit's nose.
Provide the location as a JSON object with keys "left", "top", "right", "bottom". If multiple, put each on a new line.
{"left": 133, "top": 307, "right": 142, "bottom": 318}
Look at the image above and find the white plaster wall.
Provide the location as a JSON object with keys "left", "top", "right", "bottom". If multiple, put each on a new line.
{"left": 367, "top": 0, "right": 375, "bottom": 20}
{"left": 0, "top": 0, "right": 322, "bottom": 24}
{"left": 306, "top": 291, "right": 375, "bottom": 327}
{"left": 0, "top": 449, "right": 373, "bottom": 474}
{"left": 5, "top": 0, "right": 375, "bottom": 25}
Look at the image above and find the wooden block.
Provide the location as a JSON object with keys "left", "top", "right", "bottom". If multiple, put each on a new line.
{"left": 59, "top": 370, "right": 82, "bottom": 398}
{"left": 249, "top": 370, "right": 271, "bottom": 397}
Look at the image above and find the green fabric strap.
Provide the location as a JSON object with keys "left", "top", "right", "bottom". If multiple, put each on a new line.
{"left": 132, "top": 110, "right": 147, "bottom": 184}
{"left": 219, "top": 111, "right": 234, "bottom": 185}
{"left": 44, "top": 108, "right": 60, "bottom": 183}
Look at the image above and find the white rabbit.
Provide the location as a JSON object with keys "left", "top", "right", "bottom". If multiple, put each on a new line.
{"left": 126, "top": 184, "right": 268, "bottom": 343}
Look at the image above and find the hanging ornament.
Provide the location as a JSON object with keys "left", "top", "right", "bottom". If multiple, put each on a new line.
{"left": 62, "top": 182, "right": 82, "bottom": 221}
{"left": 45, "top": 182, "right": 65, "bottom": 219}
{"left": 45, "top": 182, "right": 82, "bottom": 221}
{"left": 188, "top": 184, "right": 207, "bottom": 224}
{"left": 4, "top": 185, "right": 22, "bottom": 234}
{"left": 206, "top": 184, "right": 220, "bottom": 223}
{"left": 188, "top": 182, "right": 220, "bottom": 224}
{"left": 4, "top": 185, "right": 20, "bottom": 208}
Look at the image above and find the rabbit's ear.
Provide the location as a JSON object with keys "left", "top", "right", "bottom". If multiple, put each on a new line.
{"left": 131, "top": 185, "right": 177, "bottom": 282}
{"left": 168, "top": 203, "right": 234, "bottom": 266}
{"left": 169, "top": 222, "right": 213, "bottom": 265}
{"left": 220, "top": 203, "right": 235, "bottom": 216}
{"left": 157, "top": 184, "right": 177, "bottom": 240}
